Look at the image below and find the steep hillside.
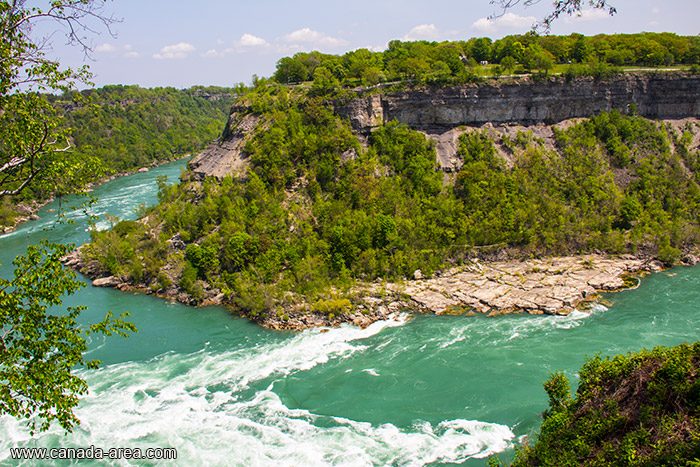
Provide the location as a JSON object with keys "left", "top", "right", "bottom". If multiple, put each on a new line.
{"left": 77, "top": 79, "right": 700, "bottom": 328}
{"left": 507, "top": 342, "right": 700, "bottom": 466}
{"left": 190, "top": 73, "right": 700, "bottom": 181}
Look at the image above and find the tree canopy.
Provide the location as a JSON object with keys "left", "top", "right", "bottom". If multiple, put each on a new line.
{"left": 505, "top": 343, "right": 700, "bottom": 466}
{"left": 271, "top": 33, "right": 700, "bottom": 89}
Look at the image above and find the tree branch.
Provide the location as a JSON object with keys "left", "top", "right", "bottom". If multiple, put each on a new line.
{"left": 13, "top": 0, "right": 121, "bottom": 58}
{"left": 489, "top": 0, "right": 616, "bottom": 31}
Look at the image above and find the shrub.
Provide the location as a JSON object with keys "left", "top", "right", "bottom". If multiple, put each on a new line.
{"left": 510, "top": 343, "right": 700, "bottom": 467}
{"left": 312, "top": 298, "right": 352, "bottom": 316}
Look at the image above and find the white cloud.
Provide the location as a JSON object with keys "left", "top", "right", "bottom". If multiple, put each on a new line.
{"left": 202, "top": 49, "right": 223, "bottom": 58}
{"left": 403, "top": 24, "right": 440, "bottom": 41}
{"left": 202, "top": 34, "right": 269, "bottom": 58}
{"left": 651, "top": 7, "right": 661, "bottom": 14}
{"left": 283, "top": 28, "right": 348, "bottom": 49}
{"left": 401, "top": 24, "right": 457, "bottom": 42}
{"left": 563, "top": 8, "right": 610, "bottom": 23}
{"left": 96, "top": 43, "right": 140, "bottom": 58}
{"left": 95, "top": 43, "right": 118, "bottom": 53}
{"left": 153, "top": 42, "right": 196, "bottom": 60}
{"left": 238, "top": 33, "right": 268, "bottom": 47}
{"left": 472, "top": 12, "right": 536, "bottom": 33}
{"left": 367, "top": 43, "right": 389, "bottom": 52}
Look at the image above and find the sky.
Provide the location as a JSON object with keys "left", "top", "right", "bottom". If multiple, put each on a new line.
{"left": 31, "top": 0, "right": 700, "bottom": 89}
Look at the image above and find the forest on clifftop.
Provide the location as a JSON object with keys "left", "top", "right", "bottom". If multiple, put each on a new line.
{"left": 271, "top": 32, "right": 700, "bottom": 88}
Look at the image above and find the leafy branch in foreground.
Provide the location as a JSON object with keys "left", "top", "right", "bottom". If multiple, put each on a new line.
{"left": 1, "top": 0, "right": 136, "bottom": 435}
{"left": 0, "top": 0, "right": 115, "bottom": 198}
{"left": 0, "top": 241, "right": 136, "bottom": 435}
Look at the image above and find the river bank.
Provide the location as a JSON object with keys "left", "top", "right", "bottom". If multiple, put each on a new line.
{"left": 0, "top": 154, "right": 192, "bottom": 235}
{"left": 62, "top": 248, "right": 700, "bottom": 331}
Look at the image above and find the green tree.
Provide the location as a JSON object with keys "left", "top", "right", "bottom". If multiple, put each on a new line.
{"left": 471, "top": 37, "right": 493, "bottom": 62}
{"left": 0, "top": 241, "right": 134, "bottom": 434}
{"left": 310, "top": 66, "right": 339, "bottom": 95}
{"left": 571, "top": 34, "right": 590, "bottom": 63}
{"left": 0, "top": 0, "right": 107, "bottom": 197}
{"left": 511, "top": 344, "right": 700, "bottom": 466}
{"left": 533, "top": 50, "right": 555, "bottom": 75}
{"left": 273, "top": 56, "right": 308, "bottom": 84}
{"left": 0, "top": 0, "right": 135, "bottom": 434}
{"left": 500, "top": 55, "right": 517, "bottom": 74}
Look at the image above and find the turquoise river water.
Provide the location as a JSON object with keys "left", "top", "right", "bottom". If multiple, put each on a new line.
{"left": 0, "top": 159, "right": 699, "bottom": 466}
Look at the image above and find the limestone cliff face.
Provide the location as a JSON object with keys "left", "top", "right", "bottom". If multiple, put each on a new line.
{"left": 188, "top": 106, "right": 259, "bottom": 180}
{"left": 189, "top": 73, "right": 700, "bottom": 179}
{"left": 337, "top": 73, "right": 700, "bottom": 133}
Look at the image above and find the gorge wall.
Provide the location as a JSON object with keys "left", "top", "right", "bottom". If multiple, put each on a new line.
{"left": 189, "top": 73, "right": 700, "bottom": 179}
{"left": 336, "top": 73, "right": 700, "bottom": 133}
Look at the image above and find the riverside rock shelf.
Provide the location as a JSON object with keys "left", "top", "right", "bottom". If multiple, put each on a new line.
{"left": 264, "top": 255, "right": 672, "bottom": 330}
{"left": 394, "top": 255, "right": 659, "bottom": 317}
{"left": 64, "top": 234, "right": 698, "bottom": 330}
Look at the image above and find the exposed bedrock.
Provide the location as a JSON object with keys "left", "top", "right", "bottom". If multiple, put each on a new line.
{"left": 189, "top": 73, "right": 700, "bottom": 180}
{"left": 336, "top": 73, "right": 700, "bottom": 133}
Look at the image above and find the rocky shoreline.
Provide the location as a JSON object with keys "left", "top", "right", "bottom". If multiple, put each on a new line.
{"left": 1, "top": 200, "right": 48, "bottom": 234}
{"left": 62, "top": 248, "right": 699, "bottom": 331}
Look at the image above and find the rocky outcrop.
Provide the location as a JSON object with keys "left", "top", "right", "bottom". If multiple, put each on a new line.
{"left": 0, "top": 200, "right": 52, "bottom": 234}
{"left": 92, "top": 276, "right": 122, "bottom": 287}
{"left": 190, "top": 73, "right": 700, "bottom": 180}
{"left": 254, "top": 255, "right": 664, "bottom": 330}
{"left": 336, "top": 73, "right": 700, "bottom": 134}
{"left": 393, "top": 255, "right": 654, "bottom": 316}
{"left": 188, "top": 107, "right": 260, "bottom": 180}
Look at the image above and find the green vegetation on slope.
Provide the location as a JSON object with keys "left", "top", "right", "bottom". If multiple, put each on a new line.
{"left": 53, "top": 85, "right": 236, "bottom": 174}
{"left": 272, "top": 33, "right": 700, "bottom": 89}
{"left": 82, "top": 84, "right": 700, "bottom": 317}
{"left": 0, "top": 85, "right": 237, "bottom": 228}
{"left": 501, "top": 342, "right": 700, "bottom": 466}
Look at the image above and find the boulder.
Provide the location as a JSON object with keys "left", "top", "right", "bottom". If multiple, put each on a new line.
{"left": 411, "top": 290, "right": 458, "bottom": 314}
{"left": 92, "top": 276, "right": 121, "bottom": 287}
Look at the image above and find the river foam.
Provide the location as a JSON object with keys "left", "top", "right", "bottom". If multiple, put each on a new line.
{"left": 0, "top": 313, "right": 515, "bottom": 466}
{"left": 433, "top": 304, "right": 606, "bottom": 351}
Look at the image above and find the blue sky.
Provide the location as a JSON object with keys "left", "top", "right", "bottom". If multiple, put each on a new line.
{"left": 36, "top": 0, "right": 700, "bottom": 89}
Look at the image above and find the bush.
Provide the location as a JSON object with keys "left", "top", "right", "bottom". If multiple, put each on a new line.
{"left": 312, "top": 298, "right": 352, "bottom": 316}
{"left": 510, "top": 343, "right": 700, "bottom": 467}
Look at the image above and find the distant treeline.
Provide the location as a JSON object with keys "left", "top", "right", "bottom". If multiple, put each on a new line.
{"left": 53, "top": 85, "right": 237, "bottom": 175}
{"left": 1, "top": 85, "right": 237, "bottom": 227}
{"left": 272, "top": 33, "right": 700, "bottom": 87}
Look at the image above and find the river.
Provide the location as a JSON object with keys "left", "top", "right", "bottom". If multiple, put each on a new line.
{"left": 1, "top": 159, "right": 699, "bottom": 466}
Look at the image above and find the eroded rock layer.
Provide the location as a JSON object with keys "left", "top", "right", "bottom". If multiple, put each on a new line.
{"left": 190, "top": 73, "right": 700, "bottom": 181}
{"left": 336, "top": 73, "right": 700, "bottom": 133}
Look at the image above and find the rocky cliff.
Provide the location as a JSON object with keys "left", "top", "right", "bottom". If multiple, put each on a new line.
{"left": 189, "top": 73, "right": 700, "bottom": 180}
{"left": 336, "top": 73, "right": 700, "bottom": 133}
